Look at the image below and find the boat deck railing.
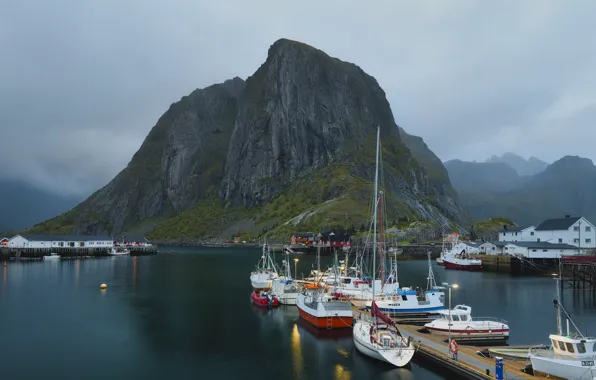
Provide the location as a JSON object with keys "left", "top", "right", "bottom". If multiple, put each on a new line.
{"left": 471, "top": 317, "right": 508, "bottom": 324}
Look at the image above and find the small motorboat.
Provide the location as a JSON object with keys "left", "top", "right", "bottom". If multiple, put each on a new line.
{"left": 43, "top": 253, "right": 61, "bottom": 260}
{"left": 424, "top": 304, "right": 509, "bottom": 340}
{"left": 251, "top": 291, "right": 279, "bottom": 308}
{"left": 108, "top": 247, "right": 130, "bottom": 256}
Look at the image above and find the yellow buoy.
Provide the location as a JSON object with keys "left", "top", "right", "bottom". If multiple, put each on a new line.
{"left": 100, "top": 283, "right": 107, "bottom": 289}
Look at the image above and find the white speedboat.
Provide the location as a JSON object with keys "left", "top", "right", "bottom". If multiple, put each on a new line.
{"left": 108, "top": 247, "right": 130, "bottom": 256}
{"left": 528, "top": 278, "right": 596, "bottom": 379}
{"left": 424, "top": 305, "right": 509, "bottom": 340}
{"left": 43, "top": 253, "right": 61, "bottom": 260}
{"left": 250, "top": 243, "right": 278, "bottom": 290}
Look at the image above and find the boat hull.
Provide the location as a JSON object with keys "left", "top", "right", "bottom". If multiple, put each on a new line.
{"left": 297, "top": 307, "right": 352, "bottom": 329}
{"left": 251, "top": 293, "right": 279, "bottom": 307}
{"left": 436, "top": 258, "right": 444, "bottom": 266}
{"left": 443, "top": 259, "right": 482, "bottom": 271}
{"left": 278, "top": 292, "right": 298, "bottom": 306}
{"left": 529, "top": 354, "right": 596, "bottom": 379}
{"left": 425, "top": 326, "right": 509, "bottom": 339}
{"left": 353, "top": 321, "right": 415, "bottom": 367}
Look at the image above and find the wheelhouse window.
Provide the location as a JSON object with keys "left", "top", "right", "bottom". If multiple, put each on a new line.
{"left": 558, "top": 341, "right": 566, "bottom": 351}
{"left": 551, "top": 340, "right": 558, "bottom": 349}
{"left": 566, "top": 343, "right": 575, "bottom": 353}
{"left": 577, "top": 342, "right": 586, "bottom": 353}
{"left": 452, "top": 315, "right": 460, "bottom": 321}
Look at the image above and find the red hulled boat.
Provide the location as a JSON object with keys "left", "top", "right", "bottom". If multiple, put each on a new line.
{"left": 251, "top": 291, "right": 279, "bottom": 307}
{"left": 443, "top": 250, "right": 483, "bottom": 271}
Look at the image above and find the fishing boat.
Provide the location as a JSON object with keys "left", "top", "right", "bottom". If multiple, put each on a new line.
{"left": 250, "top": 243, "right": 278, "bottom": 290}
{"left": 251, "top": 290, "right": 279, "bottom": 308}
{"left": 108, "top": 247, "right": 130, "bottom": 256}
{"left": 43, "top": 252, "right": 61, "bottom": 260}
{"left": 528, "top": 276, "right": 596, "bottom": 379}
{"left": 296, "top": 245, "right": 353, "bottom": 329}
{"left": 443, "top": 250, "right": 482, "bottom": 271}
{"left": 424, "top": 304, "right": 509, "bottom": 340}
{"left": 271, "top": 250, "right": 301, "bottom": 305}
{"left": 363, "top": 252, "right": 445, "bottom": 315}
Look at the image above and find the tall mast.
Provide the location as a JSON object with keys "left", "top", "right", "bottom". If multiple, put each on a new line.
{"left": 371, "top": 126, "right": 381, "bottom": 296}
{"left": 379, "top": 191, "right": 385, "bottom": 287}
{"left": 555, "top": 270, "right": 563, "bottom": 335}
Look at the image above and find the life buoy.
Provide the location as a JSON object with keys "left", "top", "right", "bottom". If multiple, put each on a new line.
{"left": 449, "top": 339, "right": 459, "bottom": 354}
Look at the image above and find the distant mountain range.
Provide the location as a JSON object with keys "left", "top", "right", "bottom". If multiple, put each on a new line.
{"left": 0, "top": 180, "right": 82, "bottom": 233}
{"left": 486, "top": 153, "right": 548, "bottom": 176}
{"left": 445, "top": 154, "right": 596, "bottom": 225}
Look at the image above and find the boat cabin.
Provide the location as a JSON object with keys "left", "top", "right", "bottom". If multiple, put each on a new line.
{"left": 437, "top": 305, "right": 472, "bottom": 322}
{"left": 549, "top": 334, "right": 596, "bottom": 357}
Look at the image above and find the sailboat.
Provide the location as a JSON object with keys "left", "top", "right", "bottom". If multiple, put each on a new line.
{"left": 353, "top": 126, "right": 416, "bottom": 367}
{"left": 250, "top": 243, "right": 279, "bottom": 290}
{"left": 295, "top": 244, "right": 353, "bottom": 329}
{"left": 528, "top": 275, "right": 596, "bottom": 379}
{"left": 271, "top": 249, "right": 301, "bottom": 305}
{"left": 360, "top": 128, "right": 444, "bottom": 315}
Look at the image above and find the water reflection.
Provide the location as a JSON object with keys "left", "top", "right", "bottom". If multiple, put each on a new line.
{"left": 334, "top": 364, "right": 350, "bottom": 380}
{"left": 291, "top": 324, "right": 304, "bottom": 380}
{"left": 2, "top": 264, "right": 6, "bottom": 294}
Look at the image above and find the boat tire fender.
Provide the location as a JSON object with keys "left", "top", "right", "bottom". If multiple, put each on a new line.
{"left": 449, "top": 339, "right": 458, "bottom": 354}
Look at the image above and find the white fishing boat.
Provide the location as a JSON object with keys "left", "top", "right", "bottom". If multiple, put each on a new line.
{"left": 353, "top": 128, "right": 415, "bottom": 367}
{"left": 108, "top": 247, "right": 129, "bottom": 256}
{"left": 424, "top": 305, "right": 509, "bottom": 340}
{"left": 271, "top": 250, "right": 301, "bottom": 305}
{"left": 250, "top": 243, "right": 278, "bottom": 290}
{"left": 43, "top": 252, "right": 61, "bottom": 260}
{"left": 443, "top": 251, "right": 483, "bottom": 271}
{"left": 364, "top": 252, "right": 445, "bottom": 315}
{"left": 528, "top": 276, "right": 596, "bottom": 379}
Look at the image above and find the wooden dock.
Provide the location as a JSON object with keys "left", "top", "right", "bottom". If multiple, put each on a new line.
{"left": 398, "top": 324, "right": 535, "bottom": 379}
{"left": 0, "top": 246, "right": 158, "bottom": 260}
{"left": 351, "top": 306, "right": 537, "bottom": 379}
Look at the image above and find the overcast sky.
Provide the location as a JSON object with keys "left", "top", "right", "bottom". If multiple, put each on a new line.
{"left": 2, "top": 0, "right": 595, "bottom": 197}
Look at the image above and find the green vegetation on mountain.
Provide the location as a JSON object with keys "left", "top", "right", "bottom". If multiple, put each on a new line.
{"left": 30, "top": 38, "right": 466, "bottom": 243}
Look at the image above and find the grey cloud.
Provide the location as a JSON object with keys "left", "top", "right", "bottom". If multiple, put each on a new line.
{"left": 2, "top": 0, "right": 595, "bottom": 197}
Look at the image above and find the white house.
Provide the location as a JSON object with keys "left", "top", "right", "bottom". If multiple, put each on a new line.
{"left": 504, "top": 242, "right": 578, "bottom": 258}
{"left": 498, "top": 216, "right": 596, "bottom": 250}
{"left": 479, "top": 241, "right": 507, "bottom": 255}
{"left": 453, "top": 241, "right": 481, "bottom": 254}
{"left": 531, "top": 216, "right": 596, "bottom": 249}
{"left": 8, "top": 234, "right": 114, "bottom": 249}
{"left": 498, "top": 226, "right": 535, "bottom": 242}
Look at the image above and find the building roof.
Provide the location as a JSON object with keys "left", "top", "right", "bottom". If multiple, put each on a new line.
{"left": 483, "top": 241, "right": 507, "bottom": 247}
{"left": 18, "top": 234, "right": 113, "bottom": 242}
{"left": 506, "top": 241, "right": 577, "bottom": 249}
{"left": 292, "top": 232, "right": 315, "bottom": 238}
{"left": 534, "top": 217, "right": 581, "bottom": 231}
{"left": 500, "top": 226, "right": 531, "bottom": 233}
{"left": 461, "top": 241, "right": 480, "bottom": 247}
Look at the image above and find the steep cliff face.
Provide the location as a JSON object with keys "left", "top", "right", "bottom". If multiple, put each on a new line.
{"left": 31, "top": 39, "right": 465, "bottom": 239}
{"left": 220, "top": 39, "right": 402, "bottom": 208}
{"left": 35, "top": 77, "right": 244, "bottom": 235}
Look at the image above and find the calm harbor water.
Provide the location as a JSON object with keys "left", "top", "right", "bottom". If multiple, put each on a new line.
{"left": 0, "top": 248, "right": 595, "bottom": 379}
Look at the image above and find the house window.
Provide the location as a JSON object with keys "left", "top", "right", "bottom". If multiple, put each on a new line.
{"left": 586, "top": 226, "right": 592, "bottom": 232}
{"left": 586, "top": 239, "right": 592, "bottom": 244}
{"left": 492, "top": 247, "right": 495, "bottom": 250}
{"left": 574, "top": 238, "right": 579, "bottom": 243}
{"left": 515, "top": 232, "right": 518, "bottom": 236}
{"left": 574, "top": 226, "right": 579, "bottom": 231}
{"left": 530, "top": 231, "right": 534, "bottom": 235}
{"left": 543, "top": 250, "right": 548, "bottom": 252}
{"left": 537, "top": 238, "right": 541, "bottom": 242}
{"left": 558, "top": 239, "right": 563, "bottom": 243}
{"left": 532, "top": 249, "right": 537, "bottom": 252}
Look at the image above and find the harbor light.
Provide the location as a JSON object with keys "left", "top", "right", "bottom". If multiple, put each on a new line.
{"left": 100, "top": 283, "right": 107, "bottom": 289}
